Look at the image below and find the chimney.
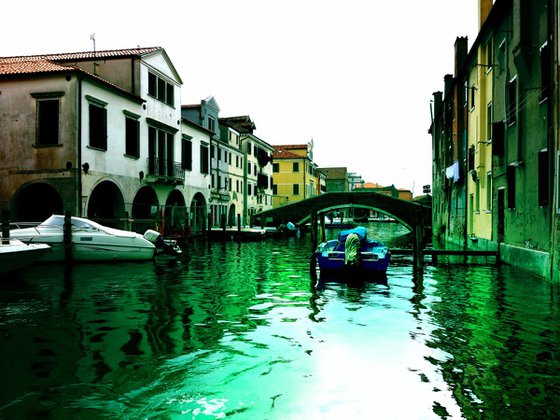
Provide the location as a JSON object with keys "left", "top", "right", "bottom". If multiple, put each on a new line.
{"left": 433, "top": 91, "right": 443, "bottom": 116}
{"left": 479, "top": 0, "right": 493, "bottom": 29}
{"left": 444, "top": 74, "right": 454, "bottom": 99}
{"left": 454, "top": 37, "right": 468, "bottom": 77}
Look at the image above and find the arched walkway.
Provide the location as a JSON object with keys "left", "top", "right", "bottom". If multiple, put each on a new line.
{"left": 190, "top": 193, "right": 207, "bottom": 234}
{"left": 228, "top": 204, "right": 236, "bottom": 226}
{"left": 11, "top": 182, "right": 63, "bottom": 222}
{"left": 164, "top": 190, "right": 186, "bottom": 235}
{"left": 132, "top": 186, "right": 159, "bottom": 233}
{"left": 87, "top": 180, "right": 125, "bottom": 226}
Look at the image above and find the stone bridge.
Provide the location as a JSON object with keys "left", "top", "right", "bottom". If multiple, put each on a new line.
{"left": 252, "top": 191, "right": 432, "bottom": 276}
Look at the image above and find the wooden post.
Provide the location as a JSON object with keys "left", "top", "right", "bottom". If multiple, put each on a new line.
{"left": 221, "top": 213, "right": 227, "bottom": 242}
{"left": 310, "top": 210, "right": 318, "bottom": 253}
{"left": 63, "top": 211, "right": 73, "bottom": 262}
{"left": 310, "top": 210, "right": 318, "bottom": 275}
{"left": 1, "top": 210, "right": 10, "bottom": 245}
{"left": 412, "top": 208, "right": 424, "bottom": 281}
{"left": 320, "top": 213, "right": 326, "bottom": 243}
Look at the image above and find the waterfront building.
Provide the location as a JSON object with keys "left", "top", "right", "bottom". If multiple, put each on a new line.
{"left": 429, "top": 38, "right": 469, "bottom": 248}
{"left": 465, "top": 7, "right": 494, "bottom": 244}
{"left": 271, "top": 142, "right": 319, "bottom": 207}
{"left": 430, "top": 0, "right": 557, "bottom": 279}
{"left": 182, "top": 97, "right": 233, "bottom": 227}
{"left": 318, "top": 167, "right": 349, "bottom": 192}
{"left": 347, "top": 172, "right": 364, "bottom": 190}
{"left": 219, "top": 116, "right": 274, "bottom": 225}
{"left": 0, "top": 47, "right": 203, "bottom": 236}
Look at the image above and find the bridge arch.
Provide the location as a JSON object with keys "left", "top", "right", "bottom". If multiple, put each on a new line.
{"left": 253, "top": 192, "right": 431, "bottom": 277}
{"left": 253, "top": 192, "right": 430, "bottom": 233}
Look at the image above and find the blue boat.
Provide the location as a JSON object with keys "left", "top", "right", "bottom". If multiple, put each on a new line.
{"left": 315, "top": 226, "right": 390, "bottom": 273}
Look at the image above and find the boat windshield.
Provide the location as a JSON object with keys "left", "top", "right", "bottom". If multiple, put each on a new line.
{"left": 40, "top": 215, "right": 96, "bottom": 230}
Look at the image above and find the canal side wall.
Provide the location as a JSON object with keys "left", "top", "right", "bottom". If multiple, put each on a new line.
{"left": 439, "top": 235, "right": 551, "bottom": 279}
{"left": 499, "top": 244, "right": 551, "bottom": 280}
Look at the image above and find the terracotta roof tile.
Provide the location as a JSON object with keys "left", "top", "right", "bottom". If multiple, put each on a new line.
{"left": 1, "top": 47, "right": 161, "bottom": 63}
{"left": 273, "top": 145, "right": 304, "bottom": 159}
{"left": 0, "top": 59, "right": 76, "bottom": 75}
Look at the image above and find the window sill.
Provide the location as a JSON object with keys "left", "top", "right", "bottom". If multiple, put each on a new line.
{"left": 87, "top": 145, "right": 107, "bottom": 152}
{"left": 124, "top": 154, "right": 140, "bottom": 160}
{"left": 33, "top": 143, "right": 62, "bottom": 149}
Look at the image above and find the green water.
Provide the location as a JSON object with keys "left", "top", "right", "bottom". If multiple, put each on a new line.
{"left": 1, "top": 224, "right": 559, "bottom": 419}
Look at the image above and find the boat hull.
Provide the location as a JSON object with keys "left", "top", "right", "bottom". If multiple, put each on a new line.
{"left": 316, "top": 250, "right": 390, "bottom": 272}
{"left": 0, "top": 240, "right": 51, "bottom": 274}
{"left": 9, "top": 215, "right": 156, "bottom": 262}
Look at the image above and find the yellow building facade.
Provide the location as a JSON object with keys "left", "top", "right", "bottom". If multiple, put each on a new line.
{"left": 467, "top": 36, "right": 493, "bottom": 240}
{"left": 272, "top": 143, "right": 319, "bottom": 207}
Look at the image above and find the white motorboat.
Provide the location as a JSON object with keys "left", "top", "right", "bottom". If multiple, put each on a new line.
{"left": 9, "top": 215, "right": 156, "bottom": 262}
{"left": 0, "top": 238, "right": 51, "bottom": 274}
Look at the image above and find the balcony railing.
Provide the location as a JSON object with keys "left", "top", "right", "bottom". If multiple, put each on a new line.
{"left": 147, "top": 158, "right": 185, "bottom": 182}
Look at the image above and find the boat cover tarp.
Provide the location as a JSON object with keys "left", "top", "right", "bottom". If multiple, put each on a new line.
{"left": 344, "top": 233, "right": 361, "bottom": 266}
{"left": 338, "top": 226, "right": 367, "bottom": 243}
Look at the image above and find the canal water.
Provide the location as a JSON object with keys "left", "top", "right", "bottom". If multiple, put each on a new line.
{"left": 1, "top": 223, "right": 559, "bottom": 419}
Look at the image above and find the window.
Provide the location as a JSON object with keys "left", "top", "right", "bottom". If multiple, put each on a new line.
{"left": 540, "top": 41, "right": 551, "bottom": 102}
{"left": 207, "top": 117, "right": 216, "bottom": 133}
{"left": 293, "top": 184, "right": 299, "bottom": 195}
{"left": 293, "top": 162, "right": 300, "bottom": 172}
{"left": 475, "top": 179, "right": 480, "bottom": 212}
{"left": 507, "top": 165, "right": 516, "bottom": 209}
{"left": 200, "top": 144, "right": 209, "bottom": 174}
{"left": 148, "top": 73, "right": 157, "bottom": 96}
{"left": 273, "top": 184, "right": 277, "bottom": 195}
{"left": 273, "top": 163, "right": 279, "bottom": 172}
{"left": 507, "top": 77, "right": 517, "bottom": 126}
{"left": 148, "top": 71, "right": 174, "bottom": 106}
{"left": 485, "top": 39, "right": 493, "bottom": 72}
{"left": 486, "top": 102, "right": 492, "bottom": 142}
{"left": 182, "top": 136, "right": 192, "bottom": 171}
{"left": 538, "top": 149, "right": 549, "bottom": 206}
{"left": 492, "top": 122, "right": 505, "bottom": 157}
{"left": 248, "top": 184, "right": 252, "bottom": 196}
{"left": 469, "top": 86, "right": 476, "bottom": 111}
{"left": 486, "top": 172, "right": 492, "bottom": 211}
{"left": 247, "top": 142, "right": 252, "bottom": 155}
{"left": 468, "top": 145, "right": 475, "bottom": 172}
{"left": 37, "top": 99, "right": 59, "bottom": 146}
{"left": 89, "top": 102, "right": 107, "bottom": 150}
{"left": 125, "top": 114, "right": 140, "bottom": 158}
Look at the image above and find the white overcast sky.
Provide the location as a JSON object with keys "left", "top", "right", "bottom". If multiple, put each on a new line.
{"left": 2, "top": 0, "right": 479, "bottom": 195}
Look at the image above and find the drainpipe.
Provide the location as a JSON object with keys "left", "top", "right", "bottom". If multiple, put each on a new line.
{"left": 240, "top": 134, "right": 249, "bottom": 226}
{"left": 77, "top": 73, "right": 83, "bottom": 216}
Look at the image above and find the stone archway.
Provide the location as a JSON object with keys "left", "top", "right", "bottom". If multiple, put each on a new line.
{"left": 11, "top": 182, "right": 63, "bottom": 222}
{"left": 132, "top": 186, "right": 159, "bottom": 233}
{"left": 164, "top": 190, "right": 186, "bottom": 236}
{"left": 228, "top": 204, "right": 236, "bottom": 227}
{"left": 190, "top": 192, "right": 207, "bottom": 234}
{"left": 87, "top": 180, "right": 125, "bottom": 227}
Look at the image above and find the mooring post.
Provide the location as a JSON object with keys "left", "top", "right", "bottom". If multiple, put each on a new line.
{"left": 1, "top": 210, "right": 10, "bottom": 245}
{"left": 320, "top": 213, "right": 326, "bottom": 243}
{"left": 63, "top": 211, "right": 73, "bottom": 263}
{"left": 310, "top": 210, "right": 318, "bottom": 274}
{"left": 412, "top": 208, "right": 425, "bottom": 281}
{"left": 221, "top": 213, "right": 227, "bottom": 242}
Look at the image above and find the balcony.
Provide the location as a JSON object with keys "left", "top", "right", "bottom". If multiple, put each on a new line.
{"left": 147, "top": 158, "right": 185, "bottom": 184}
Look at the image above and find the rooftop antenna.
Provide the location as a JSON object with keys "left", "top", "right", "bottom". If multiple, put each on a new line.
{"left": 90, "top": 33, "right": 98, "bottom": 75}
